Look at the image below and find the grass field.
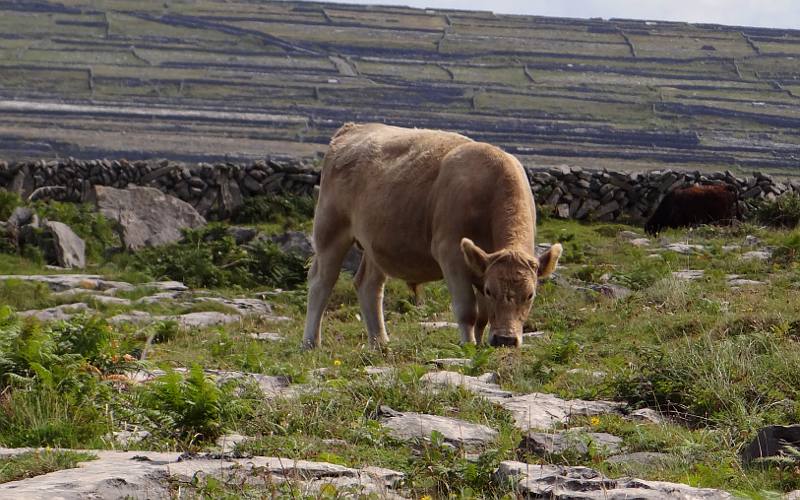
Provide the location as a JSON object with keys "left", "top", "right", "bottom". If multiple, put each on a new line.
{"left": 0, "top": 191, "right": 799, "bottom": 496}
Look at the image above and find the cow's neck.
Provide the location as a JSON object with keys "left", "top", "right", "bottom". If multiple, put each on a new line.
{"left": 488, "top": 176, "right": 535, "bottom": 253}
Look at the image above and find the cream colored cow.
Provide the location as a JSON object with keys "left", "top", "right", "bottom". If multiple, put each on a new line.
{"left": 303, "top": 123, "right": 561, "bottom": 349}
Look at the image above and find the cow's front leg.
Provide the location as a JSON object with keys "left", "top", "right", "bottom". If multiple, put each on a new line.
{"left": 442, "top": 268, "right": 478, "bottom": 345}
{"left": 474, "top": 291, "right": 489, "bottom": 345}
{"left": 354, "top": 254, "right": 389, "bottom": 346}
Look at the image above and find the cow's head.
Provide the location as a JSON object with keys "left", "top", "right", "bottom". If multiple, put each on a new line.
{"left": 461, "top": 238, "right": 562, "bottom": 347}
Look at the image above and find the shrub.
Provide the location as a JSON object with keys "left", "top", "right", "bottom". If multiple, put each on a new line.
{"left": 136, "top": 365, "right": 249, "bottom": 443}
{"left": 754, "top": 193, "right": 800, "bottom": 228}
{"left": 233, "top": 194, "right": 315, "bottom": 227}
{"left": 0, "top": 190, "right": 21, "bottom": 221}
{"left": 136, "top": 224, "right": 308, "bottom": 289}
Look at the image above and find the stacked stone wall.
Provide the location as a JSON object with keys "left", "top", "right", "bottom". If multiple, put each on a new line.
{"left": 1, "top": 158, "right": 798, "bottom": 221}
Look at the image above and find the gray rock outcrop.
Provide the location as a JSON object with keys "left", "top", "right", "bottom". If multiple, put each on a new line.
{"left": 380, "top": 408, "right": 498, "bottom": 450}
{"left": 0, "top": 449, "right": 406, "bottom": 499}
{"left": 93, "top": 185, "right": 206, "bottom": 250}
{"left": 496, "top": 460, "right": 731, "bottom": 499}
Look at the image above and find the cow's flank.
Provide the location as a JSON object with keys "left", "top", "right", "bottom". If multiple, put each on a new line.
{"left": 645, "top": 184, "right": 740, "bottom": 235}
{"left": 303, "top": 123, "right": 561, "bottom": 349}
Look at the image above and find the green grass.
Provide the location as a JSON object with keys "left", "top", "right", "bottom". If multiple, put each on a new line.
{"left": 1, "top": 212, "right": 800, "bottom": 496}
{"left": 0, "top": 449, "right": 96, "bottom": 484}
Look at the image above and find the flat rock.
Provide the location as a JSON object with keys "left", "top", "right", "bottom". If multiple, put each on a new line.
{"left": 17, "top": 303, "right": 92, "bottom": 322}
{"left": 43, "top": 221, "right": 86, "bottom": 269}
{"left": 628, "top": 408, "right": 669, "bottom": 425}
{"left": 135, "top": 291, "right": 184, "bottom": 304}
{"left": 108, "top": 311, "right": 155, "bottom": 324}
{"left": 421, "top": 371, "right": 624, "bottom": 431}
{"left": 195, "top": 297, "right": 271, "bottom": 316}
{"left": 522, "top": 331, "right": 547, "bottom": 339}
{"left": 741, "top": 250, "right": 771, "bottom": 261}
{"left": 429, "top": 358, "right": 472, "bottom": 368}
{"left": 108, "top": 311, "right": 241, "bottom": 328}
{"left": 618, "top": 231, "right": 641, "bottom": 240}
{"left": 664, "top": 243, "right": 705, "bottom": 254}
{"left": 520, "top": 430, "right": 623, "bottom": 457}
{"left": 629, "top": 238, "right": 651, "bottom": 247}
{"left": 125, "top": 368, "right": 296, "bottom": 399}
{"left": 728, "top": 278, "right": 765, "bottom": 287}
{"left": 381, "top": 411, "right": 498, "bottom": 449}
{"left": 565, "top": 368, "right": 606, "bottom": 379}
{"left": 249, "top": 332, "right": 283, "bottom": 341}
{"left": 421, "top": 370, "right": 513, "bottom": 399}
{"left": 496, "top": 460, "right": 731, "bottom": 499}
{"left": 177, "top": 311, "right": 240, "bottom": 328}
{"left": 672, "top": 270, "right": 704, "bottom": 281}
{"left": 721, "top": 245, "right": 740, "bottom": 252}
{"left": 93, "top": 185, "right": 206, "bottom": 250}
{"left": 143, "top": 280, "right": 188, "bottom": 292}
{"left": 419, "top": 321, "right": 458, "bottom": 329}
{"left": 0, "top": 449, "right": 405, "bottom": 499}
{"left": 606, "top": 451, "right": 675, "bottom": 467}
{"left": 500, "top": 392, "right": 626, "bottom": 432}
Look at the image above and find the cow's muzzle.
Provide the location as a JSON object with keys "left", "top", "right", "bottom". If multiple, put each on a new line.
{"left": 489, "top": 334, "right": 521, "bottom": 348}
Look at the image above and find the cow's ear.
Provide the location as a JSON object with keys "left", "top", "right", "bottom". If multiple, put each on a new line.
{"left": 537, "top": 243, "right": 562, "bottom": 279}
{"left": 461, "top": 238, "right": 489, "bottom": 277}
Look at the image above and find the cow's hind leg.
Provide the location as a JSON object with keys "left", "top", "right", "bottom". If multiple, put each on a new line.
{"left": 303, "top": 217, "right": 352, "bottom": 349}
{"left": 354, "top": 254, "right": 389, "bottom": 346}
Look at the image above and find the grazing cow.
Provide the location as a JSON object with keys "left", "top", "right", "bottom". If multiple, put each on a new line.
{"left": 644, "top": 184, "right": 739, "bottom": 235}
{"left": 303, "top": 123, "right": 562, "bottom": 349}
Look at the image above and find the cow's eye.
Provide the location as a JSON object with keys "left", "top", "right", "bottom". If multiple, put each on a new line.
{"left": 484, "top": 288, "right": 492, "bottom": 297}
{"left": 527, "top": 293, "right": 534, "bottom": 300}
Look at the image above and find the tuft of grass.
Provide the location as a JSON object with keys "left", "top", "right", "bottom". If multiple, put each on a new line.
{"left": 755, "top": 193, "right": 800, "bottom": 229}
{"left": 0, "top": 449, "right": 96, "bottom": 484}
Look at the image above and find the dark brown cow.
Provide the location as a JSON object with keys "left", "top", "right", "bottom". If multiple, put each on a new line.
{"left": 644, "top": 184, "right": 739, "bottom": 235}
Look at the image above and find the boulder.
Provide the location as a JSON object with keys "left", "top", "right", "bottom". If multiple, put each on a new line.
{"left": 43, "top": 221, "right": 86, "bottom": 268}
{"left": 741, "top": 424, "right": 800, "bottom": 465}
{"left": 6, "top": 206, "right": 37, "bottom": 228}
{"left": 93, "top": 185, "right": 206, "bottom": 250}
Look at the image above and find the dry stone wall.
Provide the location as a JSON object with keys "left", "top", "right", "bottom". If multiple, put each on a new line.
{"left": 526, "top": 166, "right": 800, "bottom": 222}
{"left": 1, "top": 158, "right": 799, "bottom": 222}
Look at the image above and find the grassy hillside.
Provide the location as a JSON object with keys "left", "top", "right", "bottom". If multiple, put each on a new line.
{"left": 0, "top": 1, "right": 799, "bottom": 176}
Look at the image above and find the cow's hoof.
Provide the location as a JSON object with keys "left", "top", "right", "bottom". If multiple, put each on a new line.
{"left": 301, "top": 339, "right": 320, "bottom": 350}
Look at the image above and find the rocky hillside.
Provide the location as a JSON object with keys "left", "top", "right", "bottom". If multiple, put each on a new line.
{"left": 1, "top": 1, "right": 800, "bottom": 176}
